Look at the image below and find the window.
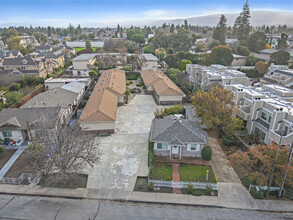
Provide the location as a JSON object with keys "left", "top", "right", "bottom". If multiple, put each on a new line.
{"left": 283, "top": 126, "right": 289, "bottom": 136}
{"left": 268, "top": 116, "right": 272, "bottom": 123}
{"left": 261, "top": 112, "right": 267, "bottom": 120}
{"left": 156, "top": 143, "right": 168, "bottom": 150}
{"left": 2, "top": 131, "right": 12, "bottom": 138}
{"left": 189, "top": 144, "right": 199, "bottom": 151}
{"left": 261, "top": 132, "right": 266, "bottom": 141}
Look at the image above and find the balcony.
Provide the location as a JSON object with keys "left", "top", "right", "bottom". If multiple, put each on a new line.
{"left": 269, "top": 129, "right": 293, "bottom": 146}
{"left": 236, "top": 105, "right": 251, "bottom": 121}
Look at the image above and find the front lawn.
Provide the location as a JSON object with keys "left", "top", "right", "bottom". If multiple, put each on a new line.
{"left": 180, "top": 165, "right": 217, "bottom": 183}
{"left": 149, "top": 164, "right": 172, "bottom": 181}
{"left": 74, "top": 47, "right": 102, "bottom": 52}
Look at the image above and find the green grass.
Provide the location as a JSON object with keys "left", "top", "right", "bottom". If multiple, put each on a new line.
{"left": 179, "top": 165, "right": 217, "bottom": 183}
{"left": 148, "top": 142, "right": 154, "bottom": 167}
{"left": 74, "top": 47, "right": 102, "bottom": 52}
{"left": 149, "top": 164, "right": 172, "bottom": 181}
{"left": 127, "top": 73, "right": 138, "bottom": 80}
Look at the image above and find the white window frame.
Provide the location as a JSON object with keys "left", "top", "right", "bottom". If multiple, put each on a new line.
{"left": 155, "top": 142, "right": 168, "bottom": 150}
{"left": 2, "top": 131, "right": 12, "bottom": 138}
{"left": 188, "top": 143, "right": 200, "bottom": 151}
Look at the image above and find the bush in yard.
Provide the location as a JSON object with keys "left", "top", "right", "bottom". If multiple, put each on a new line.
{"left": 12, "top": 83, "right": 21, "bottom": 91}
{"left": 201, "top": 146, "right": 212, "bottom": 161}
{"left": 249, "top": 188, "right": 264, "bottom": 199}
{"left": 148, "top": 182, "right": 154, "bottom": 191}
{"left": 192, "top": 189, "right": 204, "bottom": 196}
{"left": 129, "top": 81, "right": 133, "bottom": 84}
{"left": 222, "top": 134, "right": 236, "bottom": 146}
{"left": 0, "top": 146, "right": 6, "bottom": 155}
{"left": 206, "top": 185, "right": 213, "bottom": 194}
{"left": 136, "top": 83, "right": 143, "bottom": 87}
{"left": 187, "top": 183, "right": 194, "bottom": 194}
{"left": 164, "top": 176, "right": 171, "bottom": 181}
{"left": 126, "top": 82, "right": 130, "bottom": 86}
{"left": 163, "top": 105, "right": 184, "bottom": 115}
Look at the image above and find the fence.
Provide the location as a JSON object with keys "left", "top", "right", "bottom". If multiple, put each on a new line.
{"left": 148, "top": 179, "right": 218, "bottom": 190}
{"left": 0, "top": 173, "right": 34, "bottom": 185}
{"left": 249, "top": 184, "right": 280, "bottom": 192}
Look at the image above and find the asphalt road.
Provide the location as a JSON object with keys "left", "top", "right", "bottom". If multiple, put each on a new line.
{"left": 0, "top": 195, "right": 291, "bottom": 220}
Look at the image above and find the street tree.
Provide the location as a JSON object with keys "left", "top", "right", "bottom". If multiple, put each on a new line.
{"left": 254, "top": 61, "right": 269, "bottom": 75}
{"left": 85, "top": 40, "right": 91, "bottom": 49}
{"left": 210, "top": 45, "right": 233, "bottom": 66}
{"left": 233, "top": 0, "right": 251, "bottom": 43}
{"left": 27, "top": 115, "right": 102, "bottom": 185}
{"left": 236, "top": 45, "right": 250, "bottom": 56}
{"left": 191, "top": 86, "right": 243, "bottom": 136}
{"left": 248, "top": 31, "right": 266, "bottom": 52}
{"left": 167, "top": 68, "right": 181, "bottom": 83}
{"left": 179, "top": 59, "right": 192, "bottom": 71}
{"left": 213, "top": 14, "right": 227, "bottom": 45}
{"left": 270, "top": 50, "right": 290, "bottom": 65}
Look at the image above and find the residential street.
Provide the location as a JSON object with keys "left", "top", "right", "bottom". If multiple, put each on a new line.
{"left": 85, "top": 95, "right": 157, "bottom": 190}
{"left": 0, "top": 195, "right": 291, "bottom": 220}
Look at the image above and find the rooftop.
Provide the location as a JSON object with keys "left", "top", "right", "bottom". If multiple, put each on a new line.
{"left": 71, "top": 54, "right": 96, "bottom": 61}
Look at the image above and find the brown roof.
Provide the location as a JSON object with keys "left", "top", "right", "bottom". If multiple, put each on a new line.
{"left": 140, "top": 69, "right": 183, "bottom": 95}
{"left": 80, "top": 69, "right": 125, "bottom": 122}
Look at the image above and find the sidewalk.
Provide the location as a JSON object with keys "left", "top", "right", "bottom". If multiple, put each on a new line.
{"left": 0, "top": 184, "right": 292, "bottom": 212}
{"left": 0, "top": 146, "right": 26, "bottom": 180}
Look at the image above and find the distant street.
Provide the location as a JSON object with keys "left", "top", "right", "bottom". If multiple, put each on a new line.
{"left": 0, "top": 195, "right": 291, "bottom": 220}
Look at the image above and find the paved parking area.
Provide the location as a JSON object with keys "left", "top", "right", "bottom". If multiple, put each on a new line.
{"left": 85, "top": 95, "right": 157, "bottom": 190}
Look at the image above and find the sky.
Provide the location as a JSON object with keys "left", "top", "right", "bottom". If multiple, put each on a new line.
{"left": 0, "top": 0, "right": 292, "bottom": 27}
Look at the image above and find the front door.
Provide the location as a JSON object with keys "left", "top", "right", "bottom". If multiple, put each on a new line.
{"left": 172, "top": 146, "right": 179, "bottom": 154}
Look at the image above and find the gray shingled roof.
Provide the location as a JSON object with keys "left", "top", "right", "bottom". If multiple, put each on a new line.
{"left": 3, "top": 55, "right": 36, "bottom": 66}
{"left": 0, "top": 50, "right": 21, "bottom": 58}
{"left": 0, "top": 107, "right": 59, "bottom": 131}
{"left": 150, "top": 118, "right": 207, "bottom": 145}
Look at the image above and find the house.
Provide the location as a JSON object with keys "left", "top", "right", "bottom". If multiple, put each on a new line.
{"left": 137, "top": 53, "right": 160, "bottom": 70}
{"left": 80, "top": 69, "right": 126, "bottom": 133}
{"left": 232, "top": 83, "right": 293, "bottom": 145}
{"left": 2, "top": 55, "right": 47, "bottom": 77}
{"left": 231, "top": 54, "right": 247, "bottom": 66}
{"left": 36, "top": 52, "right": 64, "bottom": 69}
{"left": 35, "top": 45, "right": 53, "bottom": 53}
{"left": 0, "top": 50, "right": 23, "bottom": 67}
{"left": 95, "top": 53, "right": 128, "bottom": 67}
{"left": 19, "top": 36, "right": 38, "bottom": 48}
{"left": 140, "top": 69, "right": 183, "bottom": 105}
{"left": 261, "top": 67, "right": 293, "bottom": 88}
{"left": 44, "top": 78, "right": 90, "bottom": 90}
{"left": 71, "top": 54, "right": 96, "bottom": 77}
{"left": 0, "top": 107, "right": 59, "bottom": 144}
{"left": 150, "top": 118, "right": 208, "bottom": 159}
{"left": 21, "top": 85, "right": 84, "bottom": 123}
{"left": 0, "top": 40, "right": 5, "bottom": 50}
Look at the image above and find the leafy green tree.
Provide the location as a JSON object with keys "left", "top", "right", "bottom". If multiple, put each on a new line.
{"left": 85, "top": 40, "right": 91, "bottom": 49}
{"left": 5, "top": 92, "right": 22, "bottom": 107}
{"left": 167, "top": 68, "right": 181, "bottom": 83}
{"left": 1, "top": 28, "right": 18, "bottom": 42}
{"left": 164, "top": 54, "right": 181, "bottom": 68}
{"left": 130, "top": 34, "right": 145, "bottom": 44}
{"left": 184, "top": 20, "right": 189, "bottom": 30}
{"left": 81, "top": 34, "right": 88, "bottom": 40}
{"left": 33, "top": 32, "right": 48, "bottom": 45}
{"left": 210, "top": 45, "right": 233, "bottom": 66}
{"left": 236, "top": 46, "right": 250, "bottom": 56}
{"left": 88, "top": 33, "right": 96, "bottom": 39}
{"left": 254, "top": 61, "right": 269, "bottom": 75}
{"left": 278, "top": 33, "right": 288, "bottom": 50}
{"left": 246, "top": 55, "right": 259, "bottom": 66}
{"left": 270, "top": 51, "right": 290, "bottom": 65}
{"left": 248, "top": 31, "right": 266, "bottom": 52}
{"left": 191, "top": 34, "right": 197, "bottom": 45}
{"left": 213, "top": 14, "right": 227, "bottom": 44}
{"left": 89, "top": 69, "right": 98, "bottom": 78}
{"left": 76, "top": 24, "right": 82, "bottom": 35}
{"left": 20, "top": 47, "right": 29, "bottom": 55}
{"left": 127, "top": 29, "right": 142, "bottom": 40}
{"left": 170, "top": 24, "right": 175, "bottom": 33}
{"left": 12, "top": 83, "right": 21, "bottom": 91}
{"left": 209, "top": 40, "right": 220, "bottom": 50}
{"left": 233, "top": 0, "right": 251, "bottom": 43}
{"left": 21, "top": 76, "right": 44, "bottom": 86}
{"left": 143, "top": 44, "right": 156, "bottom": 54}
{"left": 6, "top": 37, "right": 22, "bottom": 50}
{"left": 179, "top": 59, "right": 192, "bottom": 71}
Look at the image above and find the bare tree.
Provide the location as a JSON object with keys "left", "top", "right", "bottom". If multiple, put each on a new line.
{"left": 27, "top": 113, "right": 101, "bottom": 185}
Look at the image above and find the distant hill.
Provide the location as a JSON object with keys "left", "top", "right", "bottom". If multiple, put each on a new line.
{"left": 166, "top": 11, "right": 293, "bottom": 27}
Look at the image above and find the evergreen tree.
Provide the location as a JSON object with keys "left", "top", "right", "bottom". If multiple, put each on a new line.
{"left": 278, "top": 33, "right": 288, "bottom": 50}
{"left": 170, "top": 24, "right": 175, "bottom": 33}
{"left": 184, "top": 20, "right": 189, "bottom": 30}
{"left": 47, "top": 26, "right": 52, "bottom": 37}
{"left": 233, "top": 0, "right": 251, "bottom": 43}
{"left": 212, "top": 14, "right": 227, "bottom": 45}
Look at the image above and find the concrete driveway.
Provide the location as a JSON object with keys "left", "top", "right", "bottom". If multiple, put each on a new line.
{"left": 85, "top": 95, "right": 157, "bottom": 190}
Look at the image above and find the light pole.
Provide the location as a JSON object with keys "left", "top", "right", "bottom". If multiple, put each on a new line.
{"left": 279, "top": 142, "right": 293, "bottom": 197}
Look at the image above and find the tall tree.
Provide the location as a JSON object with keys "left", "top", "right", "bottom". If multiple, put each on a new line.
{"left": 270, "top": 51, "right": 290, "bottom": 65}
{"left": 191, "top": 86, "right": 243, "bottom": 136}
{"left": 213, "top": 14, "right": 227, "bottom": 44}
{"left": 1, "top": 28, "right": 18, "bottom": 42}
{"left": 247, "top": 31, "right": 266, "bottom": 52}
{"left": 210, "top": 45, "right": 234, "bottom": 66}
{"left": 233, "top": 0, "right": 251, "bottom": 43}
{"left": 47, "top": 26, "right": 52, "bottom": 37}
{"left": 170, "top": 24, "right": 175, "bottom": 33}
{"left": 184, "top": 20, "right": 189, "bottom": 30}
{"left": 85, "top": 40, "right": 91, "bottom": 49}
{"left": 278, "top": 33, "right": 288, "bottom": 50}
{"left": 6, "top": 37, "right": 22, "bottom": 50}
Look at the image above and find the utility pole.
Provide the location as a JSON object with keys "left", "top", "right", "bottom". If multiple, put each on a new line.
{"left": 266, "top": 134, "right": 283, "bottom": 198}
{"left": 279, "top": 143, "right": 293, "bottom": 197}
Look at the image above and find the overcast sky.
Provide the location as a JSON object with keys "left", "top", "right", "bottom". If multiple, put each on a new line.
{"left": 0, "top": 0, "right": 292, "bottom": 27}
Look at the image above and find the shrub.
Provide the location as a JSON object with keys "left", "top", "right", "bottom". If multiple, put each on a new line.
{"left": 12, "top": 83, "right": 21, "bottom": 91}
{"left": 222, "top": 135, "right": 236, "bottom": 146}
{"left": 148, "top": 142, "right": 154, "bottom": 167}
{"left": 187, "top": 184, "right": 194, "bottom": 194}
{"left": 163, "top": 105, "right": 184, "bottom": 115}
{"left": 192, "top": 189, "right": 204, "bottom": 196}
{"left": 148, "top": 182, "right": 154, "bottom": 191}
{"left": 0, "top": 146, "right": 6, "bottom": 155}
{"left": 201, "top": 146, "right": 212, "bottom": 161}
{"left": 126, "top": 82, "right": 130, "bottom": 85}
{"left": 249, "top": 188, "right": 264, "bottom": 199}
{"left": 136, "top": 83, "right": 143, "bottom": 87}
{"left": 206, "top": 185, "right": 213, "bottom": 194}
{"left": 131, "top": 88, "right": 141, "bottom": 93}
{"left": 164, "top": 176, "right": 171, "bottom": 181}
{"left": 129, "top": 81, "right": 133, "bottom": 84}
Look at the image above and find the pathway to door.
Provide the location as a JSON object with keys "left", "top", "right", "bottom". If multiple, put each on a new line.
{"left": 172, "top": 164, "right": 181, "bottom": 194}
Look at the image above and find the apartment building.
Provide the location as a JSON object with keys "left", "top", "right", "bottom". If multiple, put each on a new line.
{"left": 71, "top": 54, "right": 96, "bottom": 77}
{"left": 261, "top": 65, "right": 293, "bottom": 88}
{"left": 232, "top": 83, "right": 293, "bottom": 146}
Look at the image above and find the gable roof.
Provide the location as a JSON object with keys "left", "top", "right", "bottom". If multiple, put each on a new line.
{"left": 150, "top": 118, "right": 207, "bottom": 145}
{"left": 0, "top": 107, "right": 59, "bottom": 130}
{"left": 0, "top": 50, "right": 21, "bottom": 58}
{"left": 3, "top": 55, "right": 36, "bottom": 66}
{"left": 140, "top": 69, "right": 183, "bottom": 95}
{"left": 80, "top": 69, "right": 125, "bottom": 122}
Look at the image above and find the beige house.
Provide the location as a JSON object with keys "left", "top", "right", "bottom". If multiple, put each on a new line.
{"left": 72, "top": 54, "right": 96, "bottom": 77}
{"left": 80, "top": 69, "right": 126, "bottom": 133}
{"left": 140, "top": 69, "right": 183, "bottom": 105}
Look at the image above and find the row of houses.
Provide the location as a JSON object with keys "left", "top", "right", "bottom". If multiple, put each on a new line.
{"left": 228, "top": 83, "right": 293, "bottom": 146}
